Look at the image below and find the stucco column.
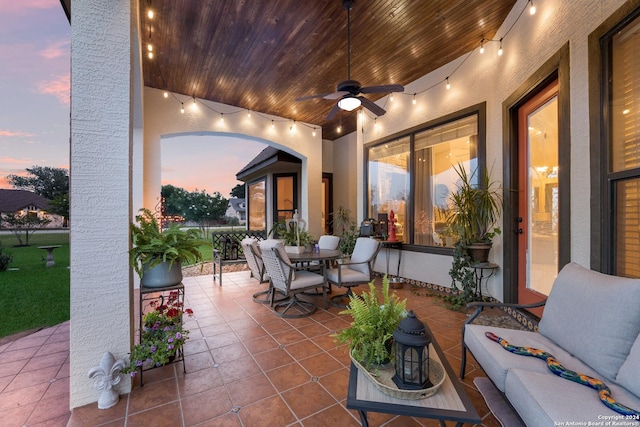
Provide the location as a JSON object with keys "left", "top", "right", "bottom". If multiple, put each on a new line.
{"left": 69, "top": 0, "right": 134, "bottom": 408}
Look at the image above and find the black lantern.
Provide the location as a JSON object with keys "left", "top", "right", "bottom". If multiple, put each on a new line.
{"left": 392, "top": 310, "right": 432, "bottom": 390}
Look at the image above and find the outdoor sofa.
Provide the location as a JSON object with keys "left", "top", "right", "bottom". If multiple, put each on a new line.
{"left": 461, "top": 262, "right": 640, "bottom": 426}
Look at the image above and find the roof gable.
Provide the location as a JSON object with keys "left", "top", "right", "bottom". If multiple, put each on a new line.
{"left": 0, "top": 189, "right": 51, "bottom": 212}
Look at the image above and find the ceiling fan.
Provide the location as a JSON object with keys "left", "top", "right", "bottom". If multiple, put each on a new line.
{"left": 296, "top": 0, "right": 404, "bottom": 121}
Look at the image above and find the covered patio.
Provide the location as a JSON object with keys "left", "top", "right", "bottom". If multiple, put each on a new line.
{"left": 60, "top": 0, "right": 640, "bottom": 418}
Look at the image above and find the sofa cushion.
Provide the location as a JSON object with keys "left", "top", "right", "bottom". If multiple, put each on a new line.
{"left": 505, "top": 368, "right": 640, "bottom": 426}
{"left": 538, "top": 262, "right": 640, "bottom": 382}
{"left": 616, "top": 333, "right": 640, "bottom": 397}
{"left": 464, "top": 325, "right": 588, "bottom": 392}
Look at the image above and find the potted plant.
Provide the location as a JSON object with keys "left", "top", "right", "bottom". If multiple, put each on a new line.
{"left": 268, "top": 219, "right": 314, "bottom": 254}
{"left": 332, "top": 206, "right": 359, "bottom": 262}
{"left": 130, "top": 208, "right": 211, "bottom": 288}
{"left": 123, "top": 291, "right": 193, "bottom": 377}
{"left": 333, "top": 276, "right": 407, "bottom": 369}
{"left": 446, "top": 163, "right": 502, "bottom": 263}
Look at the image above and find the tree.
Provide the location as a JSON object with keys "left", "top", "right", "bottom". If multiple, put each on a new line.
{"left": 6, "top": 166, "right": 70, "bottom": 219}
{"left": 161, "top": 185, "right": 228, "bottom": 228}
{"left": 7, "top": 166, "right": 69, "bottom": 200}
{"left": 230, "top": 183, "right": 245, "bottom": 198}
{"left": 1, "top": 213, "right": 51, "bottom": 246}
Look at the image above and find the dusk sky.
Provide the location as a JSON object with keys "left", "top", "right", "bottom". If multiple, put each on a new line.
{"left": 0, "top": 1, "right": 266, "bottom": 198}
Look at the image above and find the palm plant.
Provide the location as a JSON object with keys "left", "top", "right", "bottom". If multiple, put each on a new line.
{"left": 446, "top": 164, "right": 502, "bottom": 245}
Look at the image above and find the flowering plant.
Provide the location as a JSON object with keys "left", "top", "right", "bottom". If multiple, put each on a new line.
{"left": 123, "top": 291, "right": 193, "bottom": 377}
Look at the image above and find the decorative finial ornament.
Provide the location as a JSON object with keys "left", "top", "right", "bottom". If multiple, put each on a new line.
{"left": 88, "top": 352, "right": 126, "bottom": 409}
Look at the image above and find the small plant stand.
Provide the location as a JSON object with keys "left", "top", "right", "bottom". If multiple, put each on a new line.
{"left": 467, "top": 262, "right": 498, "bottom": 298}
{"left": 138, "top": 282, "right": 186, "bottom": 386}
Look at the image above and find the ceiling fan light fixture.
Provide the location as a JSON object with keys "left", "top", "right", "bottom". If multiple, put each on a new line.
{"left": 338, "top": 96, "right": 361, "bottom": 111}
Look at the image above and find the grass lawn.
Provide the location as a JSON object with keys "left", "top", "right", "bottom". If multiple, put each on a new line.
{"left": 0, "top": 232, "right": 70, "bottom": 338}
{"left": 0, "top": 227, "right": 224, "bottom": 339}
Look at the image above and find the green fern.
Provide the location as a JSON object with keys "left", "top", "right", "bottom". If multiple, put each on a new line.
{"left": 333, "top": 276, "right": 407, "bottom": 369}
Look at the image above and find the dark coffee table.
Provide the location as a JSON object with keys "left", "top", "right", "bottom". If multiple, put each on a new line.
{"left": 347, "top": 321, "right": 480, "bottom": 426}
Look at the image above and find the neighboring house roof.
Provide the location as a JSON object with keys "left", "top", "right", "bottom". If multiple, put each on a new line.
{"left": 0, "top": 189, "right": 51, "bottom": 212}
{"left": 228, "top": 198, "right": 246, "bottom": 213}
{"left": 236, "top": 146, "right": 302, "bottom": 181}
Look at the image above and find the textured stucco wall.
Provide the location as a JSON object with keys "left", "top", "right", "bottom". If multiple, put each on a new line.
{"left": 69, "top": 0, "right": 134, "bottom": 408}
{"left": 331, "top": 132, "right": 358, "bottom": 223}
{"left": 142, "top": 88, "right": 324, "bottom": 236}
{"left": 351, "top": 0, "right": 627, "bottom": 298}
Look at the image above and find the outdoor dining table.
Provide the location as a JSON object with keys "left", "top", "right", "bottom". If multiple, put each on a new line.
{"left": 287, "top": 248, "right": 342, "bottom": 264}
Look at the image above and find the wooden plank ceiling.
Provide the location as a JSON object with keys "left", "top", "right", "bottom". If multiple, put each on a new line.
{"left": 142, "top": 0, "right": 516, "bottom": 140}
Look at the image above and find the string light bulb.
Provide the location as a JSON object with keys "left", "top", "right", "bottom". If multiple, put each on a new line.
{"left": 180, "top": 103, "right": 184, "bottom": 114}
{"left": 390, "top": 94, "right": 394, "bottom": 102}
{"left": 148, "top": 51, "right": 153, "bottom": 59}
{"left": 412, "top": 93, "right": 417, "bottom": 105}
{"left": 147, "top": 9, "right": 154, "bottom": 19}
{"left": 271, "top": 120, "right": 275, "bottom": 128}
{"left": 163, "top": 91, "right": 168, "bottom": 98}
{"left": 147, "top": 43, "right": 153, "bottom": 52}
{"left": 498, "top": 38, "right": 503, "bottom": 56}
{"left": 374, "top": 117, "right": 378, "bottom": 128}
{"left": 529, "top": 0, "right": 536, "bottom": 15}
{"left": 337, "top": 125, "right": 342, "bottom": 133}
{"left": 312, "top": 127, "right": 316, "bottom": 137}
{"left": 220, "top": 113, "right": 224, "bottom": 122}
{"left": 446, "top": 77, "right": 450, "bottom": 90}
{"left": 247, "top": 110, "right": 251, "bottom": 118}
{"left": 479, "top": 38, "right": 485, "bottom": 54}
{"left": 290, "top": 120, "right": 296, "bottom": 131}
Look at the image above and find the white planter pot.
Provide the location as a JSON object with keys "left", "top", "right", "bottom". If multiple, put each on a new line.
{"left": 140, "top": 260, "right": 183, "bottom": 288}
{"left": 284, "top": 245, "right": 306, "bottom": 254}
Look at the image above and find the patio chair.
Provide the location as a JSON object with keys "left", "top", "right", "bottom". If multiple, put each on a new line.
{"left": 309, "top": 234, "right": 341, "bottom": 292}
{"left": 326, "top": 237, "right": 381, "bottom": 308}
{"left": 241, "top": 238, "right": 273, "bottom": 303}
{"left": 259, "top": 239, "right": 328, "bottom": 318}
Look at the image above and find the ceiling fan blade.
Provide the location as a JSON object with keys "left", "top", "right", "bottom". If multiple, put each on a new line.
{"left": 296, "top": 93, "right": 335, "bottom": 102}
{"left": 358, "top": 96, "right": 386, "bottom": 116}
{"left": 326, "top": 103, "right": 341, "bottom": 121}
{"left": 323, "top": 91, "right": 349, "bottom": 100}
{"left": 360, "top": 84, "right": 404, "bottom": 94}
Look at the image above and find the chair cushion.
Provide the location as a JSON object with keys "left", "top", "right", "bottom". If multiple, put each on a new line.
{"left": 326, "top": 266, "right": 370, "bottom": 287}
{"left": 464, "top": 325, "right": 582, "bottom": 392}
{"left": 348, "top": 237, "right": 380, "bottom": 274}
{"left": 318, "top": 235, "right": 340, "bottom": 250}
{"left": 505, "top": 368, "right": 640, "bottom": 426}
{"left": 538, "top": 262, "right": 640, "bottom": 382}
{"left": 616, "top": 333, "right": 640, "bottom": 397}
{"left": 289, "top": 270, "right": 326, "bottom": 291}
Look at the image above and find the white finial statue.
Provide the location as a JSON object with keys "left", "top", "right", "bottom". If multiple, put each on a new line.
{"left": 88, "top": 352, "right": 126, "bottom": 409}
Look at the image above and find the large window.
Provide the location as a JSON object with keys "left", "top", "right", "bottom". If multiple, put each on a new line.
{"left": 602, "top": 9, "right": 640, "bottom": 278}
{"left": 247, "top": 178, "right": 266, "bottom": 231}
{"left": 274, "top": 174, "right": 296, "bottom": 223}
{"left": 366, "top": 105, "right": 484, "bottom": 249}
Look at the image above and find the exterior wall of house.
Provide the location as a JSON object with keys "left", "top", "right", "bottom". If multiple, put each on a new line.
{"left": 351, "top": 0, "right": 627, "bottom": 298}
{"left": 331, "top": 132, "right": 358, "bottom": 224}
{"left": 142, "top": 87, "right": 325, "bottom": 237}
{"left": 69, "top": 0, "right": 134, "bottom": 408}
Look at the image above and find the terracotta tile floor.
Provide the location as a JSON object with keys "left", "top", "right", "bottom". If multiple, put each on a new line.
{"left": 0, "top": 271, "right": 502, "bottom": 427}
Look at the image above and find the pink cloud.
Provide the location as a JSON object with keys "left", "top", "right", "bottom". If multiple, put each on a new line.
{"left": 0, "top": 130, "right": 36, "bottom": 138}
{"left": 40, "top": 39, "right": 70, "bottom": 60}
{"left": 37, "top": 74, "right": 70, "bottom": 105}
{"left": 0, "top": 157, "right": 33, "bottom": 165}
{"left": 1, "top": 0, "right": 57, "bottom": 14}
